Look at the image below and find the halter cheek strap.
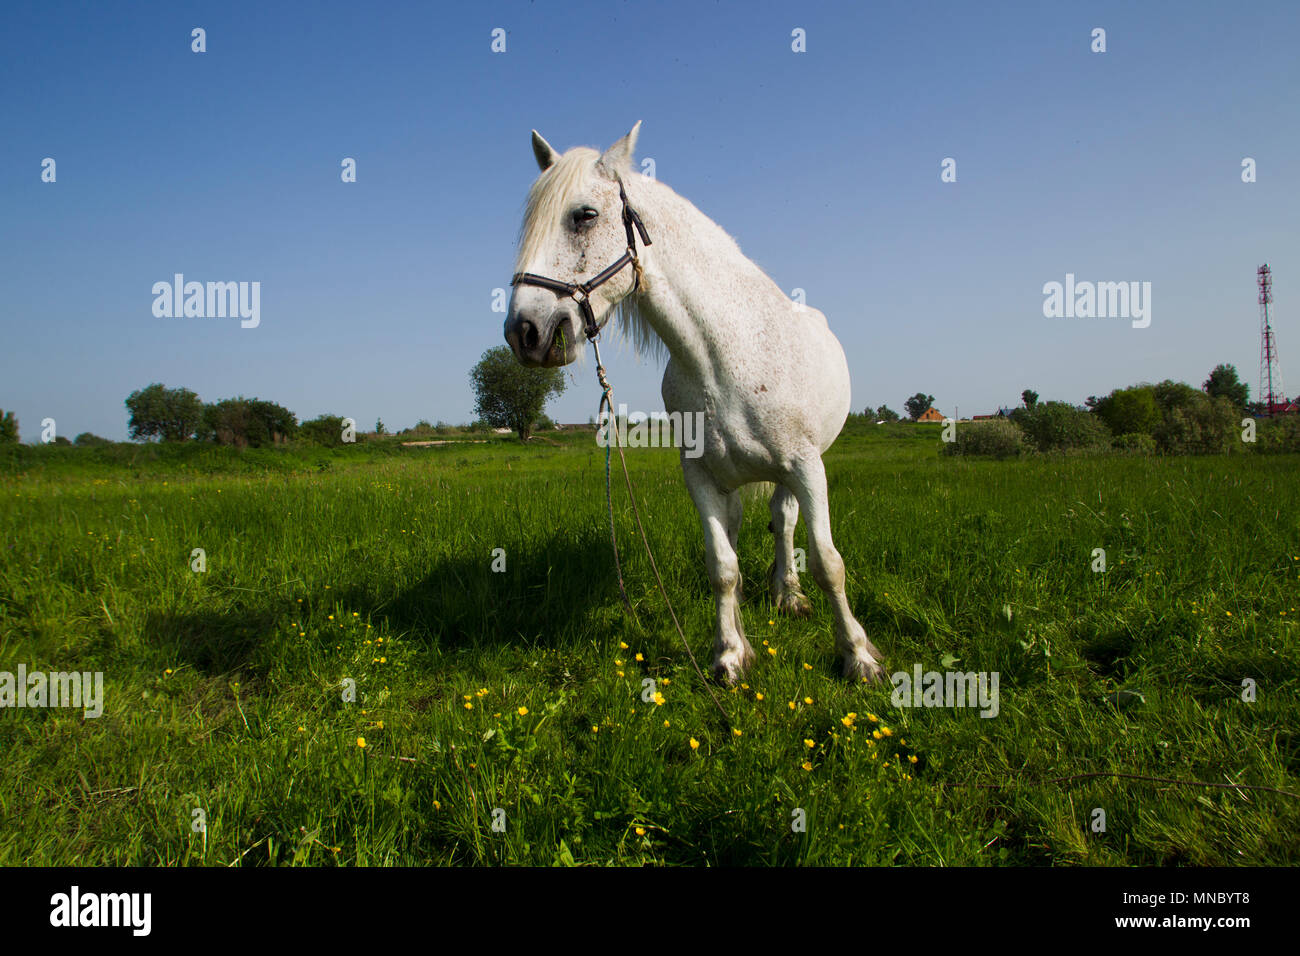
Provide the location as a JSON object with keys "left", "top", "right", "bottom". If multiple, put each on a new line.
{"left": 511, "top": 182, "right": 652, "bottom": 341}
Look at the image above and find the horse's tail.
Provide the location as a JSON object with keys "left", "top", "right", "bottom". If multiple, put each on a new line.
{"left": 741, "top": 481, "right": 777, "bottom": 510}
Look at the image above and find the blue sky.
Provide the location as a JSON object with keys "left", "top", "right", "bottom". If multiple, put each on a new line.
{"left": 2, "top": 0, "right": 1297, "bottom": 440}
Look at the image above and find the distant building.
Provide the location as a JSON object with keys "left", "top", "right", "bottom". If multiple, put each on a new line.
{"left": 916, "top": 407, "right": 945, "bottom": 423}
{"left": 971, "top": 407, "right": 1016, "bottom": 420}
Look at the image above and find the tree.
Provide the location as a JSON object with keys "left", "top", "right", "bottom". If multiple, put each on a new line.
{"left": 471, "top": 345, "right": 566, "bottom": 442}
{"left": 1092, "top": 385, "right": 1159, "bottom": 436}
{"left": 0, "top": 410, "right": 17, "bottom": 444}
{"left": 1021, "top": 389, "right": 1039, "bottom": 408}
{"left": 1153, "top": 379, "right": 1202, "bottom": 415}
{"left": 126, "top": 384, "right": 204, "bottom": 442}
{"left": 1014, "top": 401, "right": 1111, "bottom": 452}
{"left": 1203, "top": 363, "right": 1249, "bottom": 409}
{"left": 74, "top": 432, "right": 111, "bottom": 446}
{"left": 375, "top": 419, "right": 387, "bottom": 435}
{"left": 904, "top": 393, "right": 936, "bottom": 421}
{"left": 1154, "top": 394, "right": 1238, "bottom": 454}
{"left": 201, "top": 397, "right": 297, "bottom": 447}
{"left": 300, "top": 414, "right": 351, "bottom": 446}
{"left": 874, "top": 404, "right": 900, "bottom": 423}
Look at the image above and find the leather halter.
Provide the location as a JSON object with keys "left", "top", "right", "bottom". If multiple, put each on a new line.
{"left": 511, "top": 182, "right": 652, "bottom": 341}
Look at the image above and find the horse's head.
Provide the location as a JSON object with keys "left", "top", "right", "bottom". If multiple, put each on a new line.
{"left": 505, "top": 122, "right": 643, "bottom": 367}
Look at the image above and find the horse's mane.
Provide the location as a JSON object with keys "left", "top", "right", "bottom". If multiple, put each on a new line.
{"left": 515, "top": 147, "right": 599, "bottom": 276}
{"left": 515, "top": 147, "right": 666, "bottom": 364}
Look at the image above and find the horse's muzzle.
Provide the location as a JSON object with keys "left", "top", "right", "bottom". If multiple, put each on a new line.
{"left": 504, "top": 309, "right": 578, "bottom": 368}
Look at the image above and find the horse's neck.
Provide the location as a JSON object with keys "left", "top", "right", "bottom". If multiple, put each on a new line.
{"left": 632, "top": 181, "right": 787, "bottom": 378}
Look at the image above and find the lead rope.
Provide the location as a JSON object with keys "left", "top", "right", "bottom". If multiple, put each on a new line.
{"left": 590, "top": 336, "right": 730, "bottom": 726}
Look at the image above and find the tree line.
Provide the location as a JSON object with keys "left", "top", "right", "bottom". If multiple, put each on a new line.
{"left": 867, "top": 364, "right": 1264, "bottom": 425}
{"left": 0, "top": 360, "right": 1285, "bottom": 449}
{"left": 938, "top": 364, "right": 1298, "bottom": 457}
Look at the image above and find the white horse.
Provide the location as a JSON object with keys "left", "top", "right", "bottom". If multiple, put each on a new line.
{"left": 504, "top": 122, "right": 885, "bottom": 685}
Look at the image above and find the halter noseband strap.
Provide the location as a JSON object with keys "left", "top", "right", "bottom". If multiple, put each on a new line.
{"left": 511, "top": 182, "right": 652, "bottom": 341}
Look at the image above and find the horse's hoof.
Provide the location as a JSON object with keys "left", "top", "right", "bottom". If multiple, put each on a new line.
{"left": 712, "top": 645, "right": 754, "bottom": 685}
{"left": 711, "top": 659, "right": 744, "bottom": 685}
{"left": 843, "top": 652, "right": 887, "bottom": 684}
{"left": 777, "top": 590, "right": 813, "bottom": 618}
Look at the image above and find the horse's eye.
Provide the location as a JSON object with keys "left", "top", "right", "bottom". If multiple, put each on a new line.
{"left": 575, "top": 207, "right": 599, "bottom": 224}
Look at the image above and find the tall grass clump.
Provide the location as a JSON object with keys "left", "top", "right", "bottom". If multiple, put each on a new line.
{"left": 941, "top": 420, "right": 1025, "bottom": 459}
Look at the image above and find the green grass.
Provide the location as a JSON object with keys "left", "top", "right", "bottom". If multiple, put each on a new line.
{"left": 1, "top": 425, "right": 1297, "bottom": 865}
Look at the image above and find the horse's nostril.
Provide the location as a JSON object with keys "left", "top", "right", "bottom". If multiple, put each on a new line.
{"left": 521, "top": 320, "right": 539, "bottom": 352}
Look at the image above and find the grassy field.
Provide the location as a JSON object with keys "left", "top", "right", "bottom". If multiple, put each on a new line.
{"left": 1, "top": 423, "right": 1297, "bottom": 865}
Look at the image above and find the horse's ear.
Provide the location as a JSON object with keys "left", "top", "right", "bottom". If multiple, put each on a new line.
{"left": 532, "top": 130, "right": 559, "bottom": 172}
{"left": 599, "top": 121, "right": 641, "bottom": 174}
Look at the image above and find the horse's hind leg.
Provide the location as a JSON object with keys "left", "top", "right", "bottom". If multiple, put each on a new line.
{"left": 768, "top": 485, "right": 812, "bottom": 617}
{"left": 786, "top": 457, "right": 886, "bottom": 683}
{"left": 683, "top": 458, "right": 754, "bottom": 684}
{"left": 726, "top": 487, "right": 744, "bottom": 608}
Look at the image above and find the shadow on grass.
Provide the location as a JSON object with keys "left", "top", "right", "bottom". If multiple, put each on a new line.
{"left": 143, "top": 604, "right": 281, "bottom": 677}
{"left": 142, "top": 524, "right": 629, "bottom": 676}
{"left": 339, "top": 523, "right": 622, "bottom": 655}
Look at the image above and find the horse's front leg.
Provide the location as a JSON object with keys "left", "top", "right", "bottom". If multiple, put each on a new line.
{"left": 682, "top": 457, "right": 753, "bottom": 684}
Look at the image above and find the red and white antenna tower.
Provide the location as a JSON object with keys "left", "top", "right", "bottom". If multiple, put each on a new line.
{"left": 1258, "top": 264, "right": 1286, "bottom": 415}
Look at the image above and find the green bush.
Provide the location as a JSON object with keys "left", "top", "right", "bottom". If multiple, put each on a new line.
{"left": 299, "top": 414, "right": 352, "bottom": 447}
{"left": 1152, "top": 394, "right": 1239, "bottom": 454}
{"left": 0, "top": 410, "right": 18, "bottom": 444}
{"left": 1011, "top": 401, "right": 1111, "bottom": 452}
{"left": 201, "top": 397, "right": 297, "bottom": 447}
{"left": 942, "top": 420, "right": 1026, "bottom": 459}
{"left": 1111, "top": 432, "right": 1157, "bottom": 455}
{"left": 1153, "top": 379, "right": 1202, "bottom": 414}
{"left": 1092, "top": 385, "right": 1159, "bottom": 437}
{"left": 1252, "top": 415, "right": 1300, "bottom": 453}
